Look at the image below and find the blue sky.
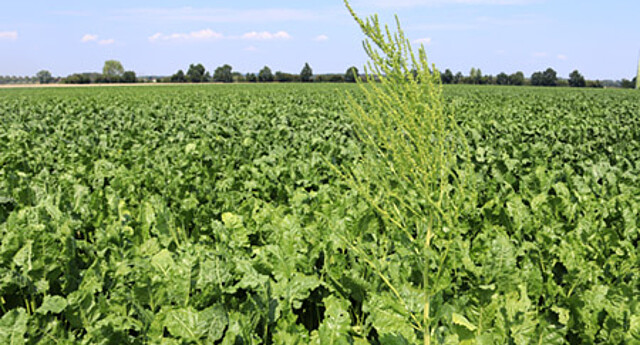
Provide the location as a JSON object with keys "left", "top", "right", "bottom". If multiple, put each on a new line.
{"left": 1, "top": 0, "right": 638, "bottom": 80}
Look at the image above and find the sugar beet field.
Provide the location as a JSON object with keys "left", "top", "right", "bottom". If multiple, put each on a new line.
{"left": 1, "top": 84, "right": 639, "bottom": 344}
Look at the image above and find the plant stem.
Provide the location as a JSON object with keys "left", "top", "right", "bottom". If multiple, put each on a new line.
{"left": 0, "top": 296, "right": 6, "bottom": 313}
{"left": 424, "top": 219, "right": 432, "bottom": 345}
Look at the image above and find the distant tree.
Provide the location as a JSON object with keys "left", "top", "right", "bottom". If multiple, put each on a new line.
{"left": 441, "top": 69, "right": 454, "bottom": 84}
{"left": 186, "top": 63, "right": 206, "bottom": 83}
{"left": 121, "top": 71, "right": 137, "bottom": 83}
{"left": 63, "top": 73, "right": 95, "bottom": 84}
{"left": 496, "top": 72, "right": 509, "bottom": 85}
{"left": 345, "top": 66, "right": 359, "bottom": 83}
{"left": 509, "top": 71, "right": 525, "bottom": 86}
{"left": 542, "top": 68, "right": 557, "bottom": 86}
{"left": 258, "top": 66, "right": 274, "bottom": 82}
{"left": 246, "top": 73, "right": 258, "bottom": 83}
{"left": 469, "top": 68, "right": 477, "bottom": 84}
{"left": 531, "top": 71, "right": 544, "bottom": 86}
{"left": 476, "top": 69, "right": 484, "bottom": 84}
{"left": 586, "top": 80, "right": 603, "bottom": 88}
{"left": 213, "top": 64, "right": 233, "bottom": 83}
{"left": 232, "top": 72, "right": 245, "bottom": 83}
{"left": 633, "top": 76, "right": 638, "bottom": 89}
{"left": 468, "top": 68, "right": 483, "bottom": 84}
{"left": 568, "top": 70, "right": 586, "bottom": 87}
{"left": 453, "top": 72, "right": 464, "bottom": 84}
{"left": 300, "top": 63, "right": 313, "bottom": 82}
{"left": 274, "top": 71, "right": 297, "bottom": 83}
{"left": 467, "top": 68, "right": 475, "bottom": 84}
{"left": 329, "top": 74, "right": 345, "bottom": 82}
{"left": 620, "top": 78, "right": 634, "bottom": 89}
{"left": 530, "top": 69, "right": 558, "bottom": 87}
{"left": 103, "top": 60, "right": 125, "bottom": 77}
{"left": 36, "top": 70, "right": 53, "bottom": 84}
{"left": 171, "top": 70, "right": 186, "bottom": 83}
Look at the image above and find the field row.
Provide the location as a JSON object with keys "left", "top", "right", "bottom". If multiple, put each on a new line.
{"left": 1, "top": 84, "right": 639, "bottom": 344}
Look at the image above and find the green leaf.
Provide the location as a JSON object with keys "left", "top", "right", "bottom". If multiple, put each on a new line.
{"left": 221, "top": 212, "right": 243, "bottom": 229}
{"left": 12, "top": 241, "right": 33, "bottom": 271}
{"left": 550, "top": 306, "right": 570, "bottom": 326}
{"left": 151, "top": 249, "right": 175, "bottom": 277}
{"left": 627, "top": 315, "right": 640, "bottom": 342}
{"left": 200, "top": 305, "right": 229, "bottom": 342}
{"left": 287, "top": 273, "right": 322, "bottom": 309}
{"left": 0, "top": 308, "right": 28, "bottom": 345}
{"left": 364, "top": 293, "right": 418, "bottom": 344}
{"left": 452, "top": 313, "right": 477, "bottom": 331}
{"left": 185, "top": 143, "right": 197, "bottom": 154}
{"left": 315, "top": 296, "right": 352, "bottom": 344}
{"left": 164, "top": 305, "right": 227, "bottom": 341}
{"left": 37, "top": 295, "right": 68, "bottom": 314}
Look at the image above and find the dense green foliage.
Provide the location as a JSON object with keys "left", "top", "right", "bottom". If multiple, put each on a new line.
{"left": 1, "top": 84, "right": 640, "bottom": 344}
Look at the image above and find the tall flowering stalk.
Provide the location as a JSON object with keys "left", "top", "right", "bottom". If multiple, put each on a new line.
{"left": 340, "top": 1, "right": 472, "bottom": 344}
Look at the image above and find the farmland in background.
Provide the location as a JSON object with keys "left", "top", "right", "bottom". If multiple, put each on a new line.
{"left": 1, "top": 84, "right": 639, "bottom": 343}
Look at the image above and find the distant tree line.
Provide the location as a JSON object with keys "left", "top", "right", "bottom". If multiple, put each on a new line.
{"left": 0, "top": 74, "right": 61, "bottom": 85}
{"left": 61, "top": 60, "right": 137, "bottom": 84}
{"left": 440, "top": 67, "right": 637, "bottom": 89}
{"left": 5, "top": 60, "right": 639, "bottom": 88}
{"left": 0, "top": 75, "right": 38, "bottom": 85}
{"left": 160, "top": 62, "right": 363, "bottom": 84}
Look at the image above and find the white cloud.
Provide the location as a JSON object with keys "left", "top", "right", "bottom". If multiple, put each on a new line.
{"left": 98, "top": 39, "right": 115, "bottom": 45}
{"left": 148, "top": 29, "right": 290, "bottom": 43}
{"left": 244, "top": 45, "right": 258, "bottom": 52}
{"left": 149, "top": 33, "right": 162, "bottom": 42}
{"left": 413, "top": 37, "right": 432, "bottom": 45}
{"left": 81, "top": 34, "right": 98, "bottom": 43}
{"left": 114, "top": 8, "right": 322, "bottom": 24}
{"left": 315, "top": 34, "right": 329, "bottom": 42}
{"left": 533, "top": 52, "right": 548, "bottom": 58}
{"left": 149, "top": 29, "right": 224, "bottom": 42}
{"left": 557, "top": 54, "right": 568, "bottom": 61}
{"left": 0, "top": 31, "right": 18, "bottom": 40}
{"left": 242, "top": 31, "right": 291, "bottom": 40}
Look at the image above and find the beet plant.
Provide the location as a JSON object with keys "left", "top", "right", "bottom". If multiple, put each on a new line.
{"left": 340, "top": 2, "right": 473, "bottom": 343}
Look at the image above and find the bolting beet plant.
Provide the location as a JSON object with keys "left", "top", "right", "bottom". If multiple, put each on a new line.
{"left": 339, "top": 1, "right": 474, "bottom": 344}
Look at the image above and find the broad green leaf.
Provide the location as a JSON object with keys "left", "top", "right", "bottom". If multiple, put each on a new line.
{"left": 151, "top": 249, "right": 175, "bottom": 276}
{"left": 314, "top": 296, "right": 351, "bottom": 344}
{"left": 164, "top": 305, "right": 227, "bottom": 341}
{"left": 0, "top": 308, "right": 28, "bottom": 345}
{"left": 37, "top": 295, "right": 68, "bottom": 314}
